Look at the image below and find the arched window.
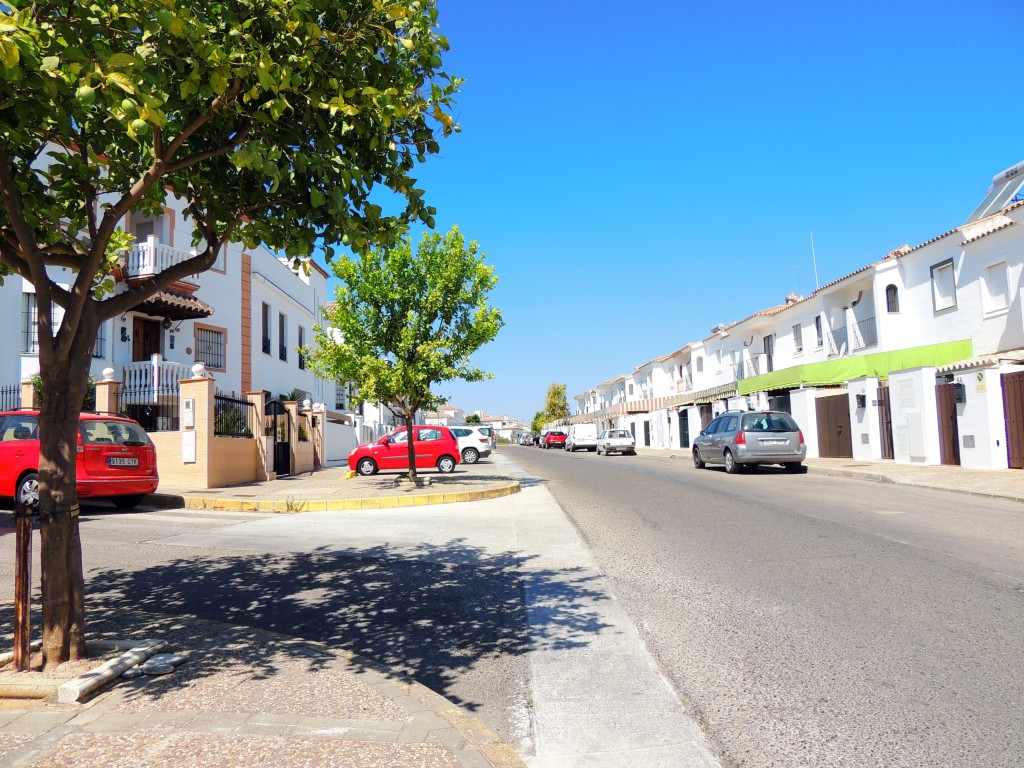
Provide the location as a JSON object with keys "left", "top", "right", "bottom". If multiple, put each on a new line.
{"left": 886, "top": 284, "right": 900, "bottom": 313}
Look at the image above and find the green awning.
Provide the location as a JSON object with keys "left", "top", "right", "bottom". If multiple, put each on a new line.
{"left": 687, "top": 382, "right": 739, "bottom": 405}
{"left": 736, "top": 340, "right": 973, "bottom": 395}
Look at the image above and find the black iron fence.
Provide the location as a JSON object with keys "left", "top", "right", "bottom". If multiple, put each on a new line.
{"left": 0, "top": 383, "right": 21, "bottom": 411}
{"left": 114, "top": 382, "right": 180, "bottom": 431}
{"left": 214, "top": 392, "right": 256, "bottom": 437}
{"left": 829, "top": 316, "right": 878, "bottom": 355}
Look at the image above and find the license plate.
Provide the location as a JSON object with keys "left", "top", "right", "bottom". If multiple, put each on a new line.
{"left": 108, "top": 457, "right": 139, "bottom": 467}
{"left": 760, "top": 439, "right": 786, "bottom": 446}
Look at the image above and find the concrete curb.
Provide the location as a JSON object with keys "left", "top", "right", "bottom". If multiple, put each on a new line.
{"left": 144, "top": 479, "right": 521, "bottom": 513}
{"left": 57, "top": 638, "right": 166, "bottom": 704}
{"left": 805, "top": 464, "right": 1024, "bottom": 503}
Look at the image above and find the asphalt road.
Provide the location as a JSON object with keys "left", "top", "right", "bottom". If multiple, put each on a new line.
{"left": 505, "top": 445, "right": 1024, "bottom": 768}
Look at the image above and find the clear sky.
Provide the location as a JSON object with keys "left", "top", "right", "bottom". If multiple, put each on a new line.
{"left": 340, "top": 0, "right": 1024, "bottom": 424}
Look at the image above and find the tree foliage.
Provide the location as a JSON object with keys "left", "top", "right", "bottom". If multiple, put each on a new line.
{"left": 465, "top": 413, "right": 481, "bottom": 424}
{"left": 307, "top": 226, "right": 503, "bottom": 478}
{"left": 531, "top": 410, "right": 545, "bottom": 435}
{"left": 0, "top": 0, "right": 460, "bottom": 666}
{"left": 544, "top": 381, "right": 569, "bottom": 423}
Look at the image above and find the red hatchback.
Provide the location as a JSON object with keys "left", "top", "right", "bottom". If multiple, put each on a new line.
{"left": 0, "top": 410, "right": 159, "bottom": 509}
{"left": 348, "top": 425, "right": 461, "bottom": 476}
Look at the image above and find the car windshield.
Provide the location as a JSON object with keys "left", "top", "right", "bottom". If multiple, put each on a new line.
{"left": 80, "top": 420, "right": 151, "bottom": 446}
{"left": 741, "top": 413, "right": 799, "bottom": 433}
{"left": 550, "top": 431, "right": 565, "bottom": 437}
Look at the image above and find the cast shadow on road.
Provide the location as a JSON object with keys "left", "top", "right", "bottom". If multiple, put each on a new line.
{"left": 53, "top": 538, "right": 611, "bottom": 711}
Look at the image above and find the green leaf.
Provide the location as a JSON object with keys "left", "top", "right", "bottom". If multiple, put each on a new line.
{"left": 106, "top": 71, "right": 135, "bottom": 93}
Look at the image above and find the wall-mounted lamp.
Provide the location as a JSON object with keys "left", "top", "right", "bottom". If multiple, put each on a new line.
{"left": 120, "top": 327, "right": 130, "bottom": 342}
{"left": 161, "top": 317, "right": 173, "bottom": 330}
{"left": 311, "top": 415, "right": 319, "bottom": 428}
{"left": 855, "top": 393, "right": 866, "bottom": 409}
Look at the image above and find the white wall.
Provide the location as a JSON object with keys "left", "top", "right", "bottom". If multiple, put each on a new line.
{"left": 953, "top": 364, "right": 1024, "bottom": 470}
{"left": 847, "top": 377, "right": 882, "bottom": 461}
{"left": 788, "top": 388, "right": 820, "bottom": 459}
{"left": 323, "top": 419, "right": 359, "bottom": 467}
{"left": 888, "top": 367, "right": 940, "bottom": 465}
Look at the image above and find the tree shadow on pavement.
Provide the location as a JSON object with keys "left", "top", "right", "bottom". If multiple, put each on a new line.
{"left": 67, "top": 539, "right": 610, "bottom": 713}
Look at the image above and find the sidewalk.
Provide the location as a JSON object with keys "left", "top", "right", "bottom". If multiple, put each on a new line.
{"left": 630, "top": 447, "right": 1024, "bottom": 504}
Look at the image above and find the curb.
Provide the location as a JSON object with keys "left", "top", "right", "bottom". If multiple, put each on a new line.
{"left": 804, "top": 464, "right": 1024, "bottom": 504}
{"left": 144, "top": 478, "right": 521, "bottom": 513}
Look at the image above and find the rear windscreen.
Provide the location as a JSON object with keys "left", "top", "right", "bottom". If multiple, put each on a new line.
{"left": 80, "top": 420, "right": 151, "bottom": 446}
{"left": 741, "top": 413, "right": 799, "bottom": 433}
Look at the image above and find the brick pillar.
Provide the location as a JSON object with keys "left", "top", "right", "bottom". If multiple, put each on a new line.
{"left": 20, "top": 380, "right": 35, "bottom": 409}
{"left": 180, "top": 376, "right": 215, "bottom": 486}
{"left": 95, "top": 368, "right": 119, "bottom": 413}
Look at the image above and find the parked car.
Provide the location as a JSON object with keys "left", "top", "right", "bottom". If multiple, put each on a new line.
{"left": 596, "top": 429, "right": 636, "bottom": 455}
{"left": 0, "top": 409, "right": 159, "bottom": 509}
{"left": 449, "top": 425, "right": 492, "bottom": 464}
{"left": 692, "top": 410, "right": 806, "bottom": 474}
{"left": 565, "top": 423, "right": 598, "bottom": 452}
{"left": 541, "top": 430, "right": 567, "bottom": 449}
{"left": 476, "top": 425, "right": 496, "bottom": 449}
{"left": 348, "top": 425, "right": 460, "bottom": 476}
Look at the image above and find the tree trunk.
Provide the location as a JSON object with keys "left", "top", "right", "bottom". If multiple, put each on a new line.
{"left": 36, "top": 353, "right": 90, "bottom": 669}
{"left": 405, "top": 411, "right": 417, "bottom": 480}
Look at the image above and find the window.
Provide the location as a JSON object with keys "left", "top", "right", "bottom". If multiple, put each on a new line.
{"left": 20, "top": 293, "right": 63, "bottom": 353}
{"left": 278, "top": 313, "right": 287, "bottom": 361}
{"left": 931, "top": 259, "right": 956, "bottom": 312}
{"left": 628, "top": 383, "right": 634, "bottom": 395}
{"left": 93, "top": 321, "right": 107, "bottom": 358}
{"left": 261, "top": 303, "right": 271, "bottom": 355}
{"left": 195, "top": 325, "right": 226, "bottom": 370}
{"left": 297, "top": 326, "right": 305, "bottom": 369}
{"left": 792, "top": 324, "right": 803, "bottom": 354}
{"left": 885, "top": 284, "right": 900, "bottom": 313}
{"left": 419, "top": 427, "right": 442, "bottom": 441}
{"left": 815, "top": 316, "right": 823, "bottom": 347}
{"left": 983, "top": 261, "right": 1009, "bottom": 313}
{"left": 695, "top": 357, "right": 703, "bottom": 373}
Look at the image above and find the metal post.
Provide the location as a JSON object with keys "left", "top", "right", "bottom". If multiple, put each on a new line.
{"left": 13, "top": 502, "right": 33, "bottom": 671}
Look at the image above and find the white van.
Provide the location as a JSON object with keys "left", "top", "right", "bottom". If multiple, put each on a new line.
{"left": 565, "top": 423, "right": 598, "bottom": 452}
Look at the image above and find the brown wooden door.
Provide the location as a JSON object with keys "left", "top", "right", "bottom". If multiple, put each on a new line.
{"left": 935, "top": 383, "right": 961, "bottom": 466}
{"left": 699, "top": 404, "right": 713, "bottom": 430}
{"left": 877, "top": 383, "right": 894, "bottom": 460}
{"left": 1002, "top": 372, "right": 1024, "bottom": 469}
{"left": 132, "top": 318, "right": 161, "bottom": 362}
{"left": 815, "top": 392, "right": 853, "bottom": 458}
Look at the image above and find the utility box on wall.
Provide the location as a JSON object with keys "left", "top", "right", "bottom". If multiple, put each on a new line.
{"left": 953, "top": 383, "right": 966, "bottom": 403}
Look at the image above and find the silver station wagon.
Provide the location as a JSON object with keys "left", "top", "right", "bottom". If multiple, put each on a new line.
{"left": 693, "top": 410, "right": 806, "bottom": 474}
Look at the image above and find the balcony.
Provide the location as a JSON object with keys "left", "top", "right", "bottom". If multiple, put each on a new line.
{"left": 828, "top": 316, "right": 878, "bottom": 356}
{"left": 731, "top": 357, "right": 762, "bottom": 382}
{"left": 126, "top": 235, "right": 199, "bottom": 283}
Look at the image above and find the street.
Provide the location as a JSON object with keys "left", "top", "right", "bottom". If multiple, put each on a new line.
{"left": 507, "top": 445, "right": 1024, "bottom": 767}
{"left": 0, "top": 451, "right": 1022, "bottom": 767}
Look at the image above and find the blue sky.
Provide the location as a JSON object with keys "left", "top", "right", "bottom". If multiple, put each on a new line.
{"left": 346, "top": 0, "right": 1024, "bottom": 424}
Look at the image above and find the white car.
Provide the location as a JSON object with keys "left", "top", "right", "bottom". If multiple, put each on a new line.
{"left": 449, "top": 426, "right": 492, "bottom": 465}
{"left": 596, "top": 429, "right": 636, "bottom": 456}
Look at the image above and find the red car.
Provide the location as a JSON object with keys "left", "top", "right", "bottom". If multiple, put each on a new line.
{"left": 0, "top": 409, "right": 159, "bottom": 509}
{"left": 348, "top": 425, "right": 461, "bottom": 476}
{"left": 542, "top": 430, "right": 567, "bottom": 449}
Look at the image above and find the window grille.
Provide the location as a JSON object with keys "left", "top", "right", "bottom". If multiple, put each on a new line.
{"left": 885, "top": 284, "right": 900, "bottom": 313}
{"left": 196, "top": 327, "right": 225, "bottom": 369}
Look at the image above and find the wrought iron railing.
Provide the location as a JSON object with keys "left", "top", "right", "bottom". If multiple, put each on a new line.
{"left": 214, "top": 392, "right": 255, "bottom": 437}
{"left": 732, "top": 357, "right": 761, "bottom": 382}
{"left": 0, "top": 383, "right": 21, "bottom": 410}
{"left": 116, "top": 361, "right": 190, "bottom": 431}
{"left": 829, "top": 316, "right": 878, "bottom": 355}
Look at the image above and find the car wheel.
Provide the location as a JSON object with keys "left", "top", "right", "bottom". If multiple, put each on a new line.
{"left": 785, "top": 462, "right": 806, "bottom": 473}
{"left": 462, "top": 448, "right": 479, "bottom": 464}
{"left": 693, "top": 449, "right": 705, "bottom": 469}
{"left": 436, "top": 455, "right": 456, "bottom": 473}
{"left": 724, "top": 450, "right": 740, "bottom": 474}
{"left": 16, "top": 472, "right": 39, "bottom": 509}
{"left": 113, "top": 494, "right": 145, "bottom": 510}
{"left": 356, "top": 458, "right": 378, "bottom": 476}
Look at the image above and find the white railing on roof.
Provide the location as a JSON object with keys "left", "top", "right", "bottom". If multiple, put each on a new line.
{"left": 126, "top": 235, "right": 196, "bottom": 279}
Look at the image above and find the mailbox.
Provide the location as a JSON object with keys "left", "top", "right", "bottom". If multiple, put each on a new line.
{"left": 855, "top": 393, "right": 866, "bottom": 408}
{"left": 953, "top": 382, "right": 966, "bottom": 403}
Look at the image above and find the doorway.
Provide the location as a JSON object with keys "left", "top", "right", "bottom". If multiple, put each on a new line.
{"left": 132, "top": 317, "right": 161, "bottom": 361}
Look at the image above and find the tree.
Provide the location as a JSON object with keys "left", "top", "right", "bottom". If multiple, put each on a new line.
{"left": 307, "top": 226, "right": 503, "bottom": 480}
{"left": 531, "top": 410, "right": 545, "bottom": 435}
{"left": 544, "top": 382, "right": 569, "bottom": 424}
{"left": 0, "top": 0, "right": 460, "bottom": 667}
{"left": 465, "top": 413, "right": 481, "bottom": 424}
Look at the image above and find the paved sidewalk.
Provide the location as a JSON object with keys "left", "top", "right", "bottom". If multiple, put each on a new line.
{"left": 631, "top": 447, "right": 1024, "bottom": 504}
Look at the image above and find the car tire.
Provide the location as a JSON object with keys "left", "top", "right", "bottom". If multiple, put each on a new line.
{"left": 462, "top": 448, "right": 479, "bottom": 465}
{"left": 724, "top": 450, "right": 740, "bottom": 474}
{"left": 785, "top": 462, "right": 806, "bottom": 473}
{"left": 693, "top": 449, "right": 705, "bottom": 469}
{"left": 436, "top": 455, "right": 456, "bottom": 473}
{"left": 16, "top": 472, "right": 39, "bottom": 509}
{"left": 356, "top": 458, "right": 378, "bottom": 476}
{"left": 113, "top": 494, "right": 145, "bottom": 510}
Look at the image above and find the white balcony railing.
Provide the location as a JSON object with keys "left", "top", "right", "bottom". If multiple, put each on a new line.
{"left": 126, "top": 235, "right": 197, "bottom": 279}
{"left": 122, "top": 356, "right": 193, "bottom": 401}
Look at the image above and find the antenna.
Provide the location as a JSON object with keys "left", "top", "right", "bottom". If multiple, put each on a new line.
{"left": 809, "top": 231, "right": 820, "bottom": 290}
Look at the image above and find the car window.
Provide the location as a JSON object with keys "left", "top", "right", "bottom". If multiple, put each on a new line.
{"left": 766, "top": 413, "right": 799, "bottom": 432}
{"left": 609, "top": 430, "right": 629, "bottom": 438}
{"left": 723, "top": 415, "right": 739, "bottom": 432}
{"left": 0, "top": 415, "right": 39, "bottom": 441}
{"left": 451, "top": 428, "right": 469, "bottom": 437}
{"left": 80, "top": 420, "right": 150, "bottom": 445}
{"left": 742, "top": 414, "right": 771, "bottom": 432}
{"left": 704, "top": 418, "right": 721, "bottom": 435}
{"left": 391, "top": 431, "right": 409, "bottom": 444}
{"left": 418, "top": 428, "right": 442, "bottom": 441}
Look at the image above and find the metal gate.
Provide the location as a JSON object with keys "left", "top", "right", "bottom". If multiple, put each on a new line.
{"left": 935, "top": 383, "right": 961, "bottom": 466}
{"left": 877, "top": 382, "right": 894, "bottom": 460}
{"left": 264, "top": 400, "right": 291, "bottom": 476}
{"left": 679, "top": 410, "right": 690, "bottom": 448}
{"left": 815, "top": 392, "right": 853, "bottom": 458}
{"left": 1002, "top": 372, "right": 1024, "bottom": 469}
{"left": 642, "top": 420, "right": 651, "bottom": 447}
